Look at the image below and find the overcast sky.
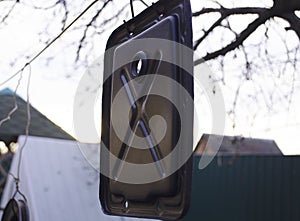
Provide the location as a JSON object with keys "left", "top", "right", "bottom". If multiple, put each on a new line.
{"left": 0, "top": 0, "right": 299, "bottom": 154}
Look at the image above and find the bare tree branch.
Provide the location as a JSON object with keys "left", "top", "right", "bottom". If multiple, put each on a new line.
{"left": 25, "top": 1, "right": 60, "bottom": 10}
{"left": 279, "top": 12, "right": 300, "bottom": 38}
{"left": 60, "top": 0, "right": 69, "bottom": 31}
{"left": 0, "top": 0, "right": 18, "bottom": 24}
{"left": 193, "top": 7, "right": 269, "bottom": 50}
{"left": 273, "top": 0, "right": 300, "bottom": 12}
{"left": 75, "top": 0, "right": 113, "bottom": 62}
{"left": 194, "top": 10, "right": 273, "bottom": 65}
{"left": 193, "top": 7, "right": 268, "bottom": 17}
{"left": 194, "top": 0, "right": 300, "bottom": 65}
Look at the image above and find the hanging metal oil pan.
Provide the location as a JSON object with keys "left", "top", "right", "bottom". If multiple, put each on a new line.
{"left": 100, "top": 0, "right": 194, "bottom": 219}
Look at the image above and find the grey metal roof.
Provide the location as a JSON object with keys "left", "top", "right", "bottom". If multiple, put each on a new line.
{"left": 195, "top": 134, "right": 282, "bottom": 156}
{"left": 1, "top": 136, "right": 152, "bottom": 221}
{"left": 0, "top": 88, "right": 74, "bottom": 143}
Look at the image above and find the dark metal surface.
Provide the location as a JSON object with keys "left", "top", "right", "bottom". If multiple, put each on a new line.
{"left": 1, "top": 199, "right": 29, "bottom": 221}
{"left": 100, "top": 0, "right": 194, "bottom": 220}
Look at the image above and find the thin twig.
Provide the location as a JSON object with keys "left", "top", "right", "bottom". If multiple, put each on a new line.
{"left": 0, "top": 0, "right": 100, "bottom": 87}
{"left": 194, "top": 9, "right": 273, "bottom": 65}
{"left": 0, "top": 70, "right": 23, "bottom": 127}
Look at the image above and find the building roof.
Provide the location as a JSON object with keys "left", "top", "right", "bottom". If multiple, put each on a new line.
{"left": 0, "top": 88, "right": 73, "bottom": 144}
{"left": 0, "top": 136, "right": 151, "bottom": 221}
{"left": 195, "top": 134, "right": 282, "bottom": 156}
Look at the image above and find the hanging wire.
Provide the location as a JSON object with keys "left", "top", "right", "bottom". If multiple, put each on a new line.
{"left": 139, "top": 0, "right": 149, "bottom": 7}
{"left": 5, "top": 64, "right": 31, "bottom": 202}
{"left": 0, "top": 0, "right": 105, "bottom": 201}
{"left": 130, "top": 0, "right": 134, "bottom": 18}
{"left": 0, "top": 0, "right": 101, "bottom": 87}
{"left": 16, "top": 64, "right": 31, "bottom": 180}
{"left": 130, "top": 0, "right": 149, "bottom": 18}
{"left": 0, "top": 0, "right": 151, "bottom": 198}
{"left": 0, "top": 0, "right": 106, "bottom": 149}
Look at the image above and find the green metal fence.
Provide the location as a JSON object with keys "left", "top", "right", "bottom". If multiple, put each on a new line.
{"left": 182, "top": 155, "right": 300, "bottom": 221}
